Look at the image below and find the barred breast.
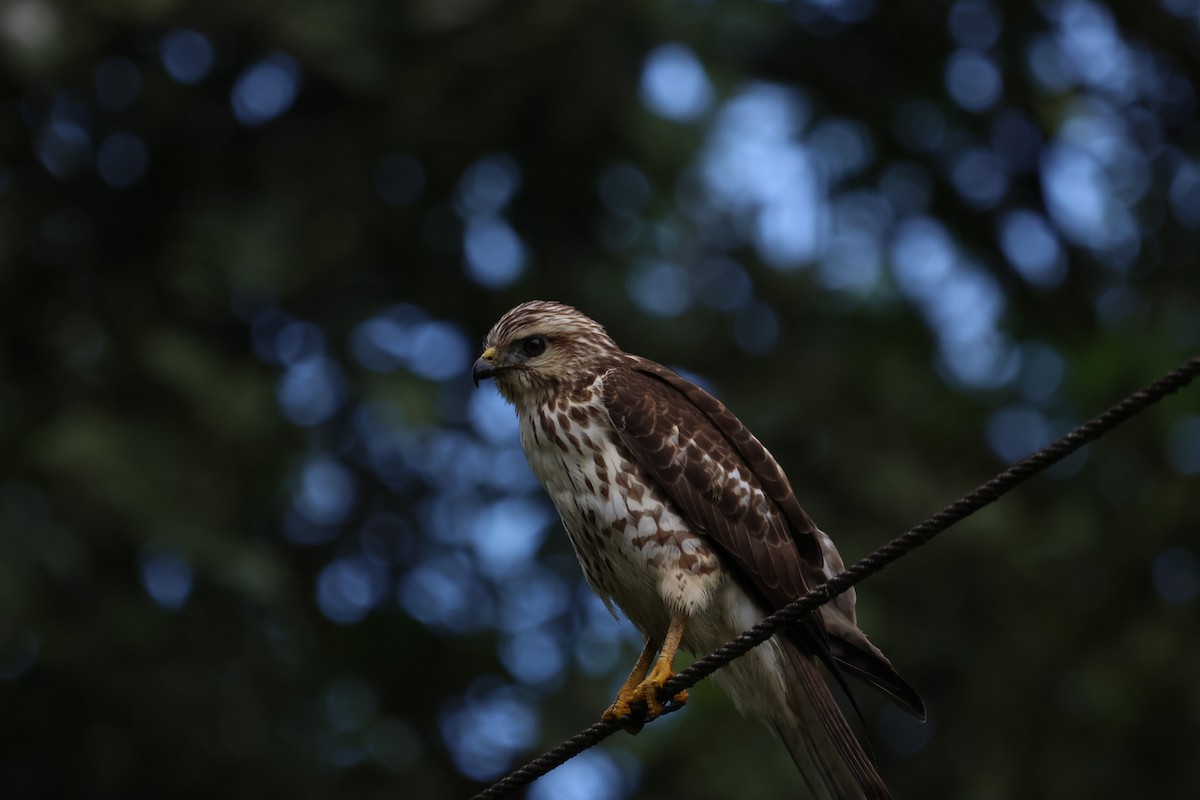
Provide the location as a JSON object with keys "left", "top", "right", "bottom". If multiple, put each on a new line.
{"left": 516, "top": 381, "right": 725, "bottom": 640}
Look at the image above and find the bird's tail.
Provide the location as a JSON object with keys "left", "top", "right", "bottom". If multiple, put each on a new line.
{"left": 725, "top": 635, "right": 891, "bottom": 800}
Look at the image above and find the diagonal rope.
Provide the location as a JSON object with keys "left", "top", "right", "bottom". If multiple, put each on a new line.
{"left": 472, "top": 353, "right": 1200, "bottom": 800}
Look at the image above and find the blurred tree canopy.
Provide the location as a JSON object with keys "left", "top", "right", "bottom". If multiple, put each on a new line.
{"left": 2, "top": 0, "right": 1199, "bottom": 798}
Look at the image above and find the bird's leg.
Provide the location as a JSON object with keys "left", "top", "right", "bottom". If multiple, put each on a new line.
{"left": 603, "top": 617, "right": 689, "bottom": 733}
{"left": 637, "top": 615, "right": 688, "bottom": 718}
{"left": 602, "top": 637, "right": 659, "bottom": 733}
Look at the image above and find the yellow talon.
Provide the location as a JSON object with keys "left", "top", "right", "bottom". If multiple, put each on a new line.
{"left": 602, "top": 692, "right": 645, "bottom": 734}
{"left": 602, "top": 617, "right": 688, "bottom": 734}
{"left": 639, "top": 659, "right": 688, "bottom": 718}
{"left": 603, "top": 665, "right": 652, "bottom": 734}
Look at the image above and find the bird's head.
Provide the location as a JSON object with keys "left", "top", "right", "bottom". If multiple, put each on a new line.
{"left": 473, "top": 301, "right": 623, "bottom": 406}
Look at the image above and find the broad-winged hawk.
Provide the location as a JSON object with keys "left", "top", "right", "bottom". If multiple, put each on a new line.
{"left": 472, "top": 301, "right": 923, "bottom": 799}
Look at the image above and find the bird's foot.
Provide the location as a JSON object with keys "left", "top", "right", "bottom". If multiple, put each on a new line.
{"left": 602, "top": 660, "right": 687, "bottom": 735}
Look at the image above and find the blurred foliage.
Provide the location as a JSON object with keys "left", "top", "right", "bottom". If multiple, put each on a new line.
{"left": 2, "top": 0, "right": 1199, "bottom": 798}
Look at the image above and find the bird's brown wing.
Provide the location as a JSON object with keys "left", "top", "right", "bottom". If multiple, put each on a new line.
{"left": 602, "top": 360, "right": 825, "bottom": 611}
{"left": 602, "top": 359, "right": 924, "bottom": 718}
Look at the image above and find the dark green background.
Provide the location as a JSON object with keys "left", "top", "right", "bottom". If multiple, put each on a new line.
{"left": 2, "top": 1, "right": 1198, "bottom": 798}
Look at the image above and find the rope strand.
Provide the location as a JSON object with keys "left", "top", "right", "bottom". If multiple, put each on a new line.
{"left": 472, "top": 354, "right": 1200, "bottom": 800}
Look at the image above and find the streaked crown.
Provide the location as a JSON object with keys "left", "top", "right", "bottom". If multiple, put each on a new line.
{"left": 478, "top": 301, "right": 625, "bottom": 404}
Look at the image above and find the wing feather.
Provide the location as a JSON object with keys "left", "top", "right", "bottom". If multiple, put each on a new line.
{"left": 603, "top": 360, "right": 825, "bottom": 611}
{"left": 602, "top": 359, "right": 924, "bottom": 719}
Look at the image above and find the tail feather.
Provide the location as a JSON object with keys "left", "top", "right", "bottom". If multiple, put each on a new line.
{"left": 823, "top": 614, "right": 926, "bottom": 721}
{"left": 778, "top": 637, "right": 891, "bottom": 800}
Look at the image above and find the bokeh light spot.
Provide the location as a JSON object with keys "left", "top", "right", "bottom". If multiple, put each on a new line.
{"left": 1025, "top": 33, "right": 1072, "bottom": 94}
{"left": 406, "top": 321, "right": 472, "bottom": 381}
{"left": 400, "top": 553, "right": 493, "bottom": 634}
{"left": 808, "top": 118, "right": 874, "bottom": 183}
{"left": 458, "top": 154, "right": 521, "bottom": 216}
{"left": 499, "top": 630, "right": 566, "bottom": 687}
{"left": 626, "top": 260, "right": 692, "bottom": 317}
{"left": 998, "top": 209, "right": 1065, "bottom": 287}
{"left": 755, "top": 194, "right": 822, "bottom": 270}
{"left": 295, "top": 457, "right": 357, "bottom": 526}
{"left": 231, "top": 53, "right": 302, "bottom": 127}
{"left": 316, "top": 557, "right": 388, "bottom": 625}
{"left": 639, "top": 42, "right": 713, "bottom": 122}
{"left": 986, "top": 405, "right": 1050, "bottom": 464}
{"left": 139, "top": 546, "right": 194, "bottom": 611}
{"left": 36, "top": 122, "right": 91, "bottom": 179}
{"left": 277, "top": 356, "right": 345, "bottom": 426}
{"left": 1169, "top": 160, "right": 1200, "bottom": 229}
{"left": 948, "top": 0, "right": 1002, "bottom": 49}
{"left": 470, "top": 498, "right": 553, "bottom": 579}
{"left": 1054, "top": 0, "right": 1137, "bottom": 100}
{"left": 820, "top": 230, "right": 882, "bottom": 294}
{"left": 160, "top": 29, "right": 214, "bottom": 84}
{"left": 528, "top": 750, "right": 630, "bottom": 800}
{"left": 96, "top": 132, "right": 149, "bottom": 188}
{"left": 2, "top": 1, "right": 60, "bottom": 50}
{"left": 464, "top": 218, "right": 528, "bottom": 289}
{"left": 496, "top": 567, "right": 569, "bottom": 634}
{"left": 439, "top": 682, "right": 539, "bottom": 781}
{"left": 1041, "top": 143, "right": 1138, "bottom": 260}
{"left": 891, "top": 217, "right": 955, "bottom": 296}
{"left": 701, "top": 82, "right": 823, "bottom": 270}
{"left": 468, "top": 387, "right": 520, "bottom": 446}
{"left": 949, "top": 147, "right": 1008, "bottom": 209}
{"left": 349, "top": 305, "right": 429, "bottom": 372}
{"left": 944, "top": 49, "right": 1003, "bottom": 112}
{"left": 879, "top": 161, "right": 933, "bottom": 215}
{"left": 275, "top": 320, "right": 326, "bottom": 367}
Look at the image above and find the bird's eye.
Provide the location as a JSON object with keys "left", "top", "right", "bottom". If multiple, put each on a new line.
{"left": 522, "top": 336, "right": 547, "bottom": 357}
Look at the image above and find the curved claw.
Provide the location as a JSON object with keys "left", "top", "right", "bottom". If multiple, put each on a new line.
{"left": 639, "top": 660, "right": 688, "bottom": 719}
{"left": 602, "top": 695, "right": 647, "bottom": 735}
{"left": 604, "top": 618, "right": 689, "bottom": 734}
{"left": 602, "top": 661, "right": 688, "bottom": 734}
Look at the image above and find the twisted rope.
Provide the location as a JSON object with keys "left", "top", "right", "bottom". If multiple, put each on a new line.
{"left": 472, "top": 354, "right": 1200, "bottom": 800}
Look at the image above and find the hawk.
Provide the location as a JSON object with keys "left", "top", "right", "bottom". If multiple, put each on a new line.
{"left": 472, "top": 300, "right": 924, "bottom": 799}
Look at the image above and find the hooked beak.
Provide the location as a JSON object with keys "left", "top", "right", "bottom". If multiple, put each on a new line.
{"left": 472, "top": 346, "right": 499, "bottom": 387}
